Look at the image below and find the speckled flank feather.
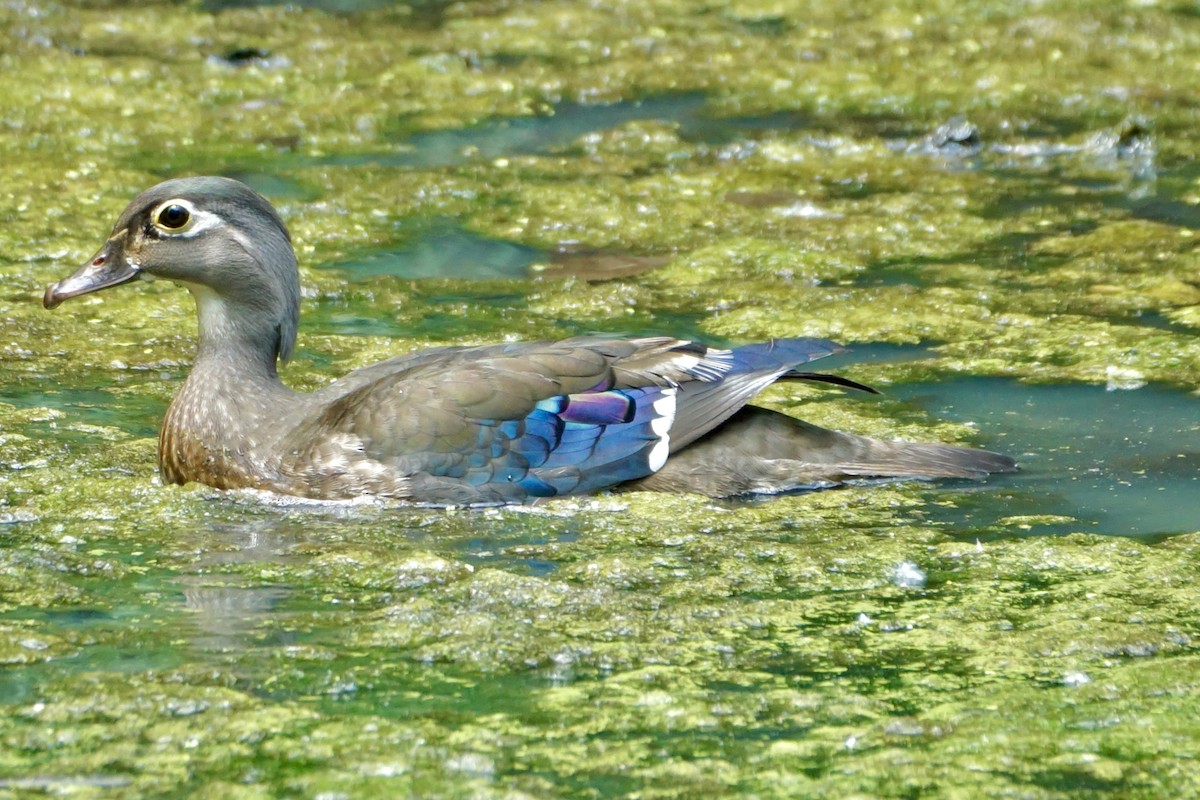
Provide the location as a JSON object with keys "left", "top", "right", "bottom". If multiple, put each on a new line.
{"left": 46, "top": 177, "right": 1017, "bottom": 506}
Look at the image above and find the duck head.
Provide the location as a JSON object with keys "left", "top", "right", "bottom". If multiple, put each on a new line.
{"left": 44, "top": 176, "right": 300, "bottom": 364}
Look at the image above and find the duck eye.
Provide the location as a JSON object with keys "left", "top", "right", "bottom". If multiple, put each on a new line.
{"left": 157, "top": 203, "right": 191, "bottom": 230}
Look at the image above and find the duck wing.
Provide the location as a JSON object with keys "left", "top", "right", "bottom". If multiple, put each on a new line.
{"left": 278, "top": 336, "right": 840, "bottom": 504}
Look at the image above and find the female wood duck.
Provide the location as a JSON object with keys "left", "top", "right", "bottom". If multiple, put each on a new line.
{"left": 44, "top": 177, "right": 1015, "bottom": 505}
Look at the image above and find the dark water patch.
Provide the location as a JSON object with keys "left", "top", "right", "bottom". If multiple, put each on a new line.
{"left": 305, "top": 299, "right": 412, "bottom": 338}
{"left": 972, "top": 161, "right": 1193, "bottom": 234}
{"left": 204, "top": 46, "right": 293, "bottom": 71}
{"left": 305, "top": 286, "right": 536, "bottom": 339}
{"left": 308, "top": 288, "right": 717, "bottom": 343}
{"left": 1027, "top": 767, "right": 1127, "bottom": 794}
{"left": 974, "top": 175, "right": 1084, "bottom": 219}
{"left": 135, "top": 168, "right": 316, "bottom": 202}
{"left": 0, "top": 384, "right": 164, "bottom": 439}
{"left": 0, "top": 641, "right": 183, "bottom": 707}
{"left": 37, "top": 608, "right": 116, "bottom": 626}
{"left": 218, "top": 46, "right": 272, "bottom": 66}
{"left": 893, "top": 378, "right": 1200, "bottom": 538}
{"left": 322, "top": 220, "right": 671, "bottom": 285}
{"left": 1101, "top": 160, "right": 1200, "bottom": 229}
{"left": 990, "top": 225, "right": 1101, "bottom": 255}
{"left": 1126, "top": 196, "right": 1200, "bottom": 229}
{"left": 311, "top": 93, "right": 912, "bottom": 170}
{"left": 733, "top": 14, "right": 792, "bottom": 37}
{"left": 845, "top": 263, "right": 928, "bottom": 288}
{"left": 224, "top": 172, "right": 319, "bottom": 201}
{"left": 412, "top": 287, "right": 529, "bottom": 311}
{"left": 0, "top": 571, "right": 194, "bottom": 704}
{"left": 321, "top": 221, "right": 540, "bottom": 281}
{"left": 1148, "top": 158, "right": 1200, "bottom": 185}
{"left": 169, "top": 95, "right": 1165, "bottom": 196}
{"left": 381, "top": 101, "right": 934, "bottom": 161}
{"left": 1113, "top": 310, "right": 1196, "bottom": 334}
{"left": 322, "top": 93, "right": 710, "bottom": 170}
{"left": 816, "top": 342, "right": 935, "bottom": 369}
{"left": 411, "top": 310, "right": 512, "bottom": 341}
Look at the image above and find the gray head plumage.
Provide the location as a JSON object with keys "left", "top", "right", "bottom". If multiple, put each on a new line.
{"left": 46, "top": 176, "right": 302, "bottom": 365}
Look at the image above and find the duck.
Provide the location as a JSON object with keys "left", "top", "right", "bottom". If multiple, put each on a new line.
{"left": 44, "top": 177, "right": 1015, "bottom": 505}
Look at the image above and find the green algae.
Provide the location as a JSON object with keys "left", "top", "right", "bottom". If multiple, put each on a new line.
{"left": 2, "top": 512, "right": 1200, "bottom": 797}
{"left": 3, "top": 0, "right": 1200, "bottom": 796}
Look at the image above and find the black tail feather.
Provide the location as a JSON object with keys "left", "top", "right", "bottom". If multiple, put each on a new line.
{"left": 783, "top": 371, "right": 881, "bottom": 394}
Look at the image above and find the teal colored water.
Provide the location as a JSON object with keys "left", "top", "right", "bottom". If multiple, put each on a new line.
{"left": 317, "top": 94, "right": 710, "bottom": 169}
{"left": 322, "top": 219, "right": 540, "bottom": 280}
{"left": 804, "top": 347, "right": 1200, "bottom": 539}
{"left": 896, "top": 379, "right": 1200, "bottom": 539}
{"left": 0, "top": 384, "right": 165, "bottom": 439}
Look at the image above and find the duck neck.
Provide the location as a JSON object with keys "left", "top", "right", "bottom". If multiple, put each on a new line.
{"left": 159, "top": 286, "right": 301, "bottom": 489}
{"left": 188, "top": 284, "right": 294, "bottom": 386}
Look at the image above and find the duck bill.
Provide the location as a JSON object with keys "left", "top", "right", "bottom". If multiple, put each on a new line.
{"left": 43, "top": 242, "right": 140, "bottom": 309}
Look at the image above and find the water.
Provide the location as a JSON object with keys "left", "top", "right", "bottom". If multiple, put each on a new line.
{"left": 322, "top": 219, "right": 541, "bottom": 280}
{"left": 897, "top": 379, "right": 1200, "bottom": 538}
{"left": 0, "top": 383, "right": 165, "bottom": 439}
{"left": 810, "top": 346, "right": 1199, "bottom": 538}
{"left": 315, "top": 93, "right": 711, "bottom": 169}
{"left": 5, "top": 6, "right": 1200, "bottom": 795}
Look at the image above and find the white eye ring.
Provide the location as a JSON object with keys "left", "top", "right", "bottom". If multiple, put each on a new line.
{"left": 151, "top": 199, "right": 195, "bottom": 232}
{"left": 149, "top": 199, "right": 221, "bottom": 238}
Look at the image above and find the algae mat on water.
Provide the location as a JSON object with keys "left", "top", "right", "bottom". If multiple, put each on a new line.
{"left": 1, "top": 0, "right": 1200, "bottom": 797}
